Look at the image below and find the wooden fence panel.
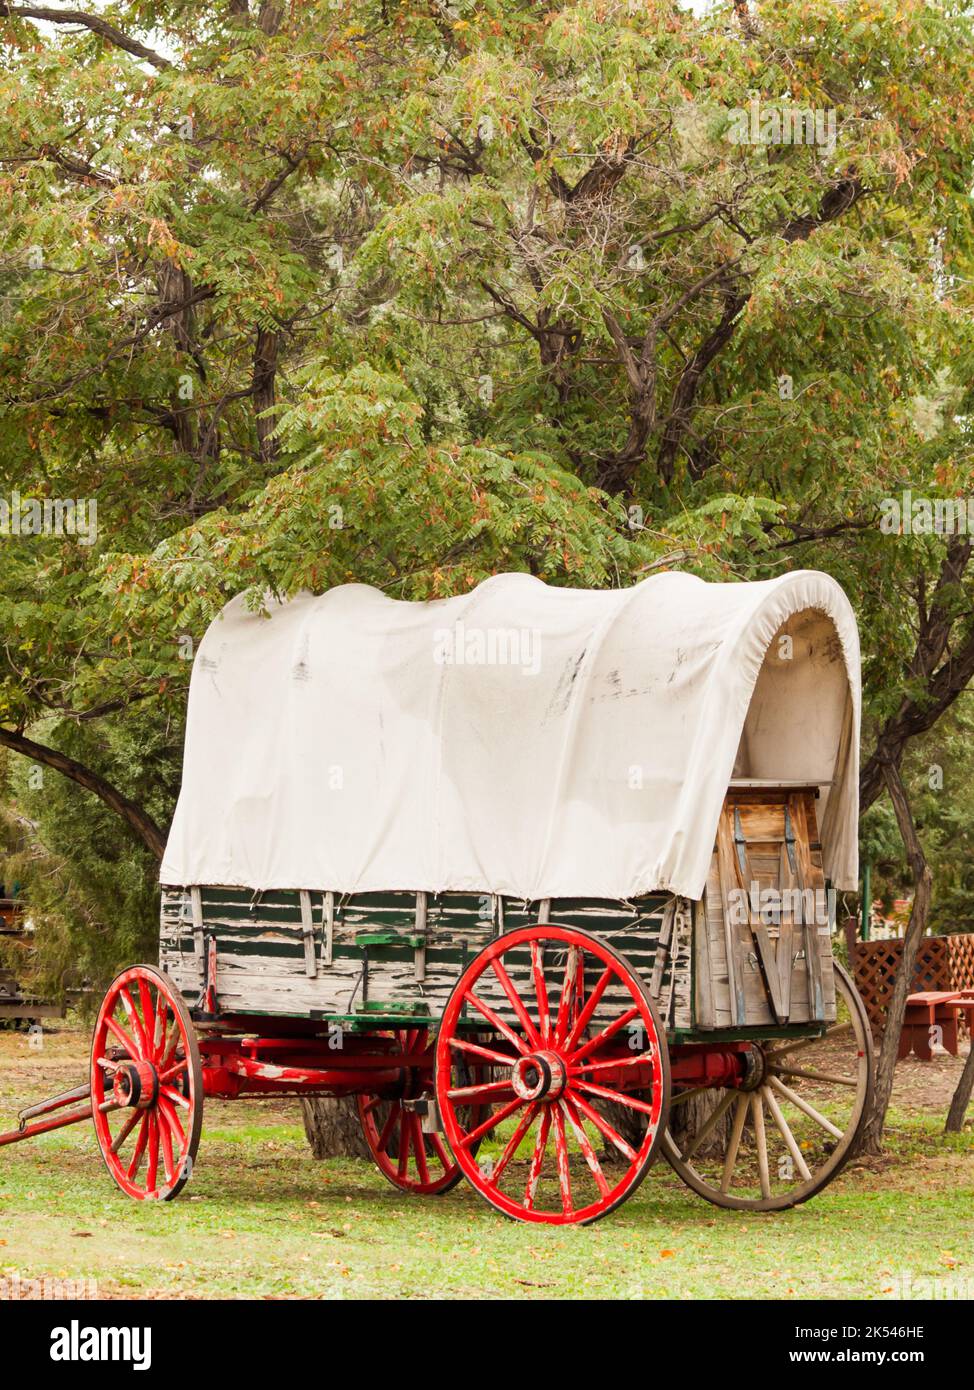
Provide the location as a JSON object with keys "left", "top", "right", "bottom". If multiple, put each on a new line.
{"left": 852, "top": 933, "right": 973, "bottom": 1033}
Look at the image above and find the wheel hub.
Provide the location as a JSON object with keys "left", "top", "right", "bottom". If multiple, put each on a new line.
{"left": 511, "top": 1049, "right": 567, "bottom": 1102}
{"left": 112, "top": 1059, "right": 159, "bottom": 1110}
{"left": 737, "top": 1043, "right": 767, "bottom": 1092}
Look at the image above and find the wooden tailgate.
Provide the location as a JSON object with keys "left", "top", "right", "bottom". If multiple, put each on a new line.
{"left": 694, "top": 785, "right": 836, "bottom": 1031}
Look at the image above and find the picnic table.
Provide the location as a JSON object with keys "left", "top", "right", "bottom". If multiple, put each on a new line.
{"left": 900, "top": 990, "right": 974, "bottom": 1061}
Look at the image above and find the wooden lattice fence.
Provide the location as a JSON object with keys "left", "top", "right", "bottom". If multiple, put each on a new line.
{"left": 852, "top": 932, "right": 974, "bottom": 1033}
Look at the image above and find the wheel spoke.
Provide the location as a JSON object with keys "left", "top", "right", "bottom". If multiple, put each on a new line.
{"left": 146, "top": 1115, "right": 160, "bottom": 1191}
{"left": 160, "top": 1085, "right": 190, "bottom": 1110}
{"left": 119, "top": 988, "right": 148, "bottom": 1058}
{"left": 768, "top": 1074, "right": 844, "bottom": 1139}
{"left": 763, "top": 1085, "right": 812, "bottom": 1182}
{"left": 446, "top": 1078, "right": 513, "bottom": 1103}
{"left": 458, "top": 1095, "right": 524, "bottom": 1150}
{"left": 563, "top": 966, "right": 614, "bottom": 1052}
{"left": 571, "top": 1005, "right": 642, "bottom": 1063}
{"left": 770, "top": 1063, "right": 859, "bottom": 1087}
{"left": 489, "top": 959, "right": 542, "bottom": 1049}
{"left": 105, "top": 1014, "right": 139, "bottom": 1059}
{"left": 554, "top": 945, "right": 581, "bottom": 1046}
{"left": 448, "top": 1035, "right": 518, "bottom": 1067}
{"left": 109, "top": 1108, "right": 141, "bottom": 1156}
{"left": 464, "top": 990, "right": 530, "bottom": 1055}
{"left": 765, "top": 1023, "right": 853, "bottom": 1062}
{"left": 572, "top": 1077, "right": 657, "bottom": 1116}
{"left": 568, "top": 1091, "right": 638, "bottom": 1162}
{"left": 157, "top": 1019, "right": 181, "bottom": 1073}
{"left": 552, "top": 1105, "right": 573, "bottom": 1216}
{"left": 751, "top": 1092, "right": 771, "bottom": 1199}
{"left": 492, "top": 1103, "right": 539, "bottom": 1184}
{"left": 530, "top": 942, "right": 551, "bottom": 1042}
{"left": 524, "top": 1109, "right": 552, "bottom": 1210}
{"left": 152, "top": 990, "right": 168, "bottom": 1061}
{"left": 429, "top": 1133, "right": 452, "bottom": 1171}
{"left": 158, "top": 1060, "right": 188, "bottom": 1086}
{"left": 670, "top": 1086, "right": 707, "bottom": 1106}
{"left": 377, "top": 1106, "right": 399, "bottom": 1153}
{"left": 136, "top": 979, "right": 155, "bottom": 1052}
{"left": 720, "top": 1094, "right": 750, "bottom": 1194}
{"left": 158, "top": 1095, "right": 186, "bottom": 1148}
{"left": 562, "top": 1099, "right": 610, "bottom": 1199}
{"left": 126, "top": 1115, "right": 149, "bottom": 1177}
{"left": 157, "top": 1108, "right": 176, "bottom": 1185}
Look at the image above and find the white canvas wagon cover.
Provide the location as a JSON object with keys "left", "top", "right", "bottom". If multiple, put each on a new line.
{"left": 160, "top": 569, "right": 861, "bottom": 901}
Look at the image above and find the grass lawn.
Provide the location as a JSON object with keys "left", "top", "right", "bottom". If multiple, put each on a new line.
{"left": 1, "top": 1018, "right": 971, "bottom": 1300}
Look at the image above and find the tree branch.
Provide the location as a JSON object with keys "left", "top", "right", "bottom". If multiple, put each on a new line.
{"left": 598, "top": 178, "right": 869, "bottom": 490}
{"left": 251, "top": 148, "right": 307, "bottom": 213}
{"left": 860, "top": 538, "right": 974, "bottom": 812}
{"left": 0, "top": 726, "right": 166, "bottom": 859}
{"left": 0, "top": 4, "right": 171, "bottom": 70}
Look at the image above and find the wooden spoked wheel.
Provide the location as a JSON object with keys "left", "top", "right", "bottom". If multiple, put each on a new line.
{"left": 90, "top": 965, "right": 203, "bottom": 1201}
{"left": 662, "top": 963, "right": 873, "bottom": 1211}
{"left": 435, "top": 925, "right": 670, "bottom": 1226}
{"left": 358, "top": 1027, "right": 469, "bottom": 1195}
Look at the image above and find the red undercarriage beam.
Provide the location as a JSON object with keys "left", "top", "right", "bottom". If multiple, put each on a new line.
{"left": 198, "top": 1037, "right": 416, "bottom": 1099}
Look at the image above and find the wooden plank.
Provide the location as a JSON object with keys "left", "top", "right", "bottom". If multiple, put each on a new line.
{"left": 789, "top": 792, "right": 826, "bottom": 1022}
{"left": 322, "top": 891, "right": 334, "bottom": 967}
{"left": 414, "top": 891, "right": 427, "bottom": 983}
{"left": 715, "top": 811, "right": 746, "bottom": 1026}
{"left": 703, "top": 855, "right": 733, "bottom": 1028}
{"left": 299, "top": 890, "right": 317, "bottom": 978}
{"left": 693, "top": 895, "right": 716, "bottom": 1028}
{"left": 777, "top": 841, "right": 795, "bottom": 1018}
{"left": 190, "top": 886, "right": 204, "bottom": 959}
{"left": 650, "top": 898, "right": 675, "bottom": 998}
{"left": 733, "top": 807, "right": 786, "bottom": 1024}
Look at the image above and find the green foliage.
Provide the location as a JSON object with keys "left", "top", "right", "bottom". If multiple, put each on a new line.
{"left": 0, "top": 718, "right": 178, "bottom": 998}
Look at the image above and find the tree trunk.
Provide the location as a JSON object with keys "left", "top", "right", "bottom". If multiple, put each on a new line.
{"left": 301, "top": 1096, "right": 372, "bottom": 1160}
{"left": 858, "top": 760, "right": 932, "bottom": 1154}
{"left": 945, "top": 1039, "right": 974, "bottom": 1134}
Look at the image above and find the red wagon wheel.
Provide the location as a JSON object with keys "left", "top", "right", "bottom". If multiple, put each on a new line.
{"left": 435, "top": 925, "right": 670, "bottom": 1225}
{"left": 90, "top": 964, "right": 203, "bottom": 1202}
{"left": 357, "top": 1027, "right": 463, "bottom": 1195}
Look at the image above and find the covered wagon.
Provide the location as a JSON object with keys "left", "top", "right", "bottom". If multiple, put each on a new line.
{"left": 2, "top": 569, "right": 872, "bottom": 1225}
